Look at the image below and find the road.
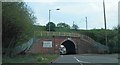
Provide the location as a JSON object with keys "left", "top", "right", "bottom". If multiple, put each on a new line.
{"left": 51, "top": 54, "right": 119, "bottom": 65}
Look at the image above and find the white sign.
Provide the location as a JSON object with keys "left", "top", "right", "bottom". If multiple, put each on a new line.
{"left": 43, "top": 41, "right": 52, "bottom": 48}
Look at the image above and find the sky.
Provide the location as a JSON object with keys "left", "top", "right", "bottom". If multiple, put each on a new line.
{"left": 23, "top": 0, "right": 119, "bottom": 30}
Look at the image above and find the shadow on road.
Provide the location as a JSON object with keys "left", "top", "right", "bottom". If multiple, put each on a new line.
{"left": 49, "top": 63, "right": 119, "bottom": 65}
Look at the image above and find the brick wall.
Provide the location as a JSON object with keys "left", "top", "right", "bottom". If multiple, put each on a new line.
{"left": 29, "top": 36, "right": 97, "bottom": 54}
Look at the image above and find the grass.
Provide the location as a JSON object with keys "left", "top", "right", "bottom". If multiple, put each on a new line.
{"left": 2, "top": 54, "right": 59, "bottom": 63}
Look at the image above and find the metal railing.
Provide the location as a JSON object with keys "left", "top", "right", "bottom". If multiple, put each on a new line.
{"left": 35, "top": 31, "right": 80, "bottom": 37}
{"left": 13, "top": 38, "right": 34, "bottom": 55}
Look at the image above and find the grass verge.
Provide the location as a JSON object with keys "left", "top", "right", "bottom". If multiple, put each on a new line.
{"left": 2, "top": 54, "right": 59, "bottom": 63}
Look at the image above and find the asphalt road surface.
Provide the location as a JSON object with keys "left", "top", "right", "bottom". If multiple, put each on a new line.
{"left": 51, "top": 54, "right": 119, "bottom": 65}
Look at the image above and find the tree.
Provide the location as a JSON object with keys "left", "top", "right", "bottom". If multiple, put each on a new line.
{"left": 57, "top": 23, "right": 70, "bottom": 29}
{"left": 2, "top": 2, "right": 36, "bottom": 56}
{"left": 46, "top": 22, "right": 56, "bottom": 31}
{"left": 72, "top": 24, "right": 79, "bottom": 30}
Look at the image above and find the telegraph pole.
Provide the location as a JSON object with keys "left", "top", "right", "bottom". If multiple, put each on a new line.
{"left": 103, "top": 0, "right": 107, "bottom": 46}
{"left": 86, "top": 17, "right": 88, "bottom": 30}
{"left": 73, "top": 21, "right": 74, "bottom": 25}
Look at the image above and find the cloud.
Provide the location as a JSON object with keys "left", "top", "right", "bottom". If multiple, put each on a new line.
{"left": 54, "top": 0, "right": 118, "bottom": 15}
{"left": 26, "top": 0, "right": 119, "bottom": 29}
{"left": 54, "top": 3, "right": 97, "bottom": 16}
{"left": 34, "top": 17, "right": 48, "bottom": 26}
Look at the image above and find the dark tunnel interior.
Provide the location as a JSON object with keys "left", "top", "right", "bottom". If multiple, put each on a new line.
{"left": 61, "top": 40, "right": 76, "bottom": 54}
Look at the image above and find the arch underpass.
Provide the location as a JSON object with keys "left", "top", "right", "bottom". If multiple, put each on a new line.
{"left": 61, "top": 40, "right": 76, "bottom": 54}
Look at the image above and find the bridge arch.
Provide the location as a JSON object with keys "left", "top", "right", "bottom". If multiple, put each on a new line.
{"left": 60, "top": 38, "right": 76, "bottom": 54}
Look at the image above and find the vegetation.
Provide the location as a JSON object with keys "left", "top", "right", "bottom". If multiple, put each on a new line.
{"left": 57, "top": 22, "right": 70, "bottom": 29}
{"left": 2, "top": 2, "right": 36, "bottom": 56}
{"left": 56, "top": 23, "right": 70, "bottom": 32}
{"left": 72, "top": 24, "right": 79, "bottom": 30}
{"left": 46, "top": 22, "right": 56, "bottom": 31}
{"left": 2, "top": 54, "right": 58, "bottom": 63}
{"left": 78, "top": 28, "right": 119, "bottom": 53}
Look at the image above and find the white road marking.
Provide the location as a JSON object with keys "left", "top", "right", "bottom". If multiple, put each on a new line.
{"left": 74, "top": 57, "right": 83, "bottom": 65}
{"left": 74, "top": 57, "right": 90, "bottom": 64}
{"left": 61, "top": 55, "right": 63, "bottom": 57}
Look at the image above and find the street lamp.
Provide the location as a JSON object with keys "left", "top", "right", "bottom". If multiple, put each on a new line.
{"left": 48, "top": 8, "right": 60, "bottom": 32}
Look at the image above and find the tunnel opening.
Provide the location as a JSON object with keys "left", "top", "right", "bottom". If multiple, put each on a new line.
{"left": 61, "top": 40, "right": 76, "bottom": 54}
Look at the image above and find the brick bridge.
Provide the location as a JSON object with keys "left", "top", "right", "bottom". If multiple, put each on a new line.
{"left": 29, "top": 31, "right": 108, "bottom": 54}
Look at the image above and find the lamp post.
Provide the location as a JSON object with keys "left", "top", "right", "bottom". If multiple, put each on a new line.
{"left": 48, "top": 10, "right": 51, "bottom": 32}
{"left": 48, "top": 8, "right": 60, "bottom": 32}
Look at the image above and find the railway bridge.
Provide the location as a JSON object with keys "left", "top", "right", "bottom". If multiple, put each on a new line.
{"left": 29, "top": 31, "right": 108, "bottom": 54}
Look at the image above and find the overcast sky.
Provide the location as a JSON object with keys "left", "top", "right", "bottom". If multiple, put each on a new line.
{"left": 24, "top": 0, "right": 119, "bottom": 30}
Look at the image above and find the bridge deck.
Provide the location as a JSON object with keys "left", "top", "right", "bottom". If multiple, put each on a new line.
{"left": 35, "top": 31, "right": 95, "bottom": 44}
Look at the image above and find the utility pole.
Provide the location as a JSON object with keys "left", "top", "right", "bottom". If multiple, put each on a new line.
{"left": 85, "top": 17, "right": 87, "bottom": 30}
{"left": 103, "top": 0, "right": 107, "bottom": 46}
{"left": 73, "top": 21, "right": 74, "bottom": 25}
{"left": 73, "top": 21, "right": 75, "bottom": 29}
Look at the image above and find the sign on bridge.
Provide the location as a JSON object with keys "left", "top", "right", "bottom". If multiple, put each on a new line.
{"left": 43, "top": 41, "right": 52, "bottom": 48}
